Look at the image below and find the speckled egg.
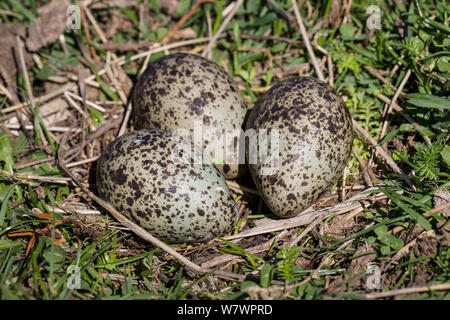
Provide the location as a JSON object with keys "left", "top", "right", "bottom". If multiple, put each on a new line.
{"left": 96, "top": 129, "right": 238, "bottom": 243}
{"left": 246, "top": 77, "right": 353, "bottom": 218}
{"left": 133, "top": 52, "right": 248, "bottom": 179}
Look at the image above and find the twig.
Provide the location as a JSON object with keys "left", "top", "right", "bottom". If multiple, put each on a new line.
{"left": 0, "top": 169, "right": 72, "bottom": 186}
{"left": 78, "top": 0, "right": 98, "bottom": 61}
{"left": 117, "top": 101, "right": 133, "bottom": 138}
{"left": 201, "top": 232, "right": 289, "bottom": 269}
{"left": 62, "top": 118, "right": 122, "bottom": 161}
{"left": 64, "top": 92, "right": 89, "bottom": 118}
{"left": 291, "top": 0, "right": 325, "bottom": 81}
{"left": 352, "top": 149, "right": 374, "bottom": 187}
{"left": 226, "top": 180, "right": 259, "bottom": 196}
{"left": 363, "top": 66, "right": 431, "bottom": 146}
{"left": 365, "top": 283, "right": 450, "bottom": 299}
{"left": 0, "top": 9, "right": 23, "bottom": 19}
{"left": 64, "top": 91, "right": 106, "bottom": 113}
{"left": 289, "top": 213, "right": 324, "bottom": 246}
{"left": 2, "top": 83, "right": 75, "bottom": 114}
{"left": 59, "top": 35, "right": 70, "bottom": 55}
{"left": 4, "top": 123, "right": 82, "bottom": 133}
{"left": 15, "top": 36, "right": 41, "bottom": 143}
{"left": 101, "top": 273, "right": 152, "bottom": 288}
{"left": 239, "top": 33, "right": 302, "bottom": 45}
{"left": 14, "top": 157, "right": 54, "bottom": 170}
{"left": 380, "top": 69, "right": 411, "bottom": 139}
{"left": 164, "top": 0, "right": 214, "bottom": 43}
{"left": 341, "top": 0, "right": 353, "bottom": 24}
{"left": 267, "top": 0, "right": 294, "bottom": 22}
{"left": 99, "top": 41, "right": 154, "bottom": 52}
{"left": 352, "top": 119, "right": 416, "bottom": 191}
{"left": 104, "top": 54, "right": 128, "bottom": 105}
{"left": 83, "top": 5, "right": 108, "bottom": 44}
{"left": 66, "top": 156, "right": 100, "bottom": 168}
{"left": 225, "top": 188, "right": 387, "bottom": 240}
{"left": 327, "top": 55, "right": 334, "bottom": 87}
{"left": 389, "top": 230, "right": 435, "bottom": 263}
{"left": 205, "top": 6, "right": 213, "bottom": 60}
{"left": 0, "top": 82, "right": 13, "bottom": 101}
{"left": 16, "top": 36, "right": 36, "bottom": 110}
{"left": 364, "top": 66, "right": 402, "bottom": 94}
{"left": 429, "top": 201, "right": 450, "bottom": 215}
{"left": 201, "top": 0, "right": 244, "bottom": 57}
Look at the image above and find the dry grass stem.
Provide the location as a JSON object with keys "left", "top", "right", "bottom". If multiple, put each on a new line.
{"left": 365, "top": 283, "right": 450, "bottom": 299}
{"left": 380, "top": 69, "right": 411, "bottom": 138}
{"left": 291, "top": 0, "right": 325, "bottom": 81}
{"left": 352, "top": 119, "right": 416, "bottom": 190}
{"left": 0, "top": 169, "right": 72, "bottom": 185}
{"left": 288, "top": 213, "right": 324, "bottom": 246}
{"left": 201, "top": 0, "right": 244, "bottom": 57}
{"left": 64, "top": 91, "right": 106, "bottom": 113}
{"left": 225, "top": 187, "right": 387, "bottom": 240}
{"left": 16, "top": 36, "right": 36, "bottom": 110}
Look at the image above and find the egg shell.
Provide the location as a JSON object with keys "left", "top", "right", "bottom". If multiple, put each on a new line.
{"left": 96, "top": 129, "right": 238, "bottom": 243}
{"left": 133, "top": 52, "right": 248, "bottom": 179}
{"left": 246, "top": 77, "right": 353, "bottom": 218}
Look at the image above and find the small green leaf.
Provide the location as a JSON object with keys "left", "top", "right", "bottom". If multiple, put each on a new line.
{"left": 374, "top": 225, "right": 388, "bottom": 237}
{"left": 261, "top": 70, "right": 273, "bottom": 86}
{"left": 406, "top": 93, "right": 450, "bottom": 110}
{"left": 271, "top": 42, "right": 287, "bottom": 53}
{"left": 260, "top": 263, "right": 275, "bottom": 288}
{"left": 380, "top": 245, "right": 391, "bottom": 256}
{"left": 118, "top": 7, "right": 139, "bottom": 27}
{"left": 176, "top": 0, "right": 191, "bottom": 17}
{"left": 380, "top": 234, "right": 404, "bottom": 250}
{"left": 12, "top": 133, "right": 27, "bottom": 158}
{"left": 0, "top": 184, "right": 16, "bottom": 226}
{"left": 381, "top": 188, "right": 432, "bottom": 231}
{"left": 252, "top": 12, "right": 278, "bottom": 27}
{"left": 441, "top": 146, "right": 450, "bottom": 168}
{"left": 241, "top": 280, "right": 258, "bottom": 290}
{"left": 156, "top": 27, "right": 168, "bottom": 41}
{"left": 100, "top": 83, "right": 119, "bottom": 101}
{"left": 88, "top": 106, "right": 105, "bottom": 125}
{"left": 43, "top": 246, "right": 67, "bottom": 264}
{"left": 340, "top": 23, "right": 355, "bottom": 40}
{"left": 0, "top": 132, "right": 14, "bottom": 173}
{"left": 35, "top": 65, "right": 56, "bottom": 81}
{"left": 437, "top": 56, "right": 450, "bottom": 73}
{"left": 238, "top": 69, "right": 249, "bottom": 81}
{"left": 0, "top": 239, "right": 22, "bottom": 251}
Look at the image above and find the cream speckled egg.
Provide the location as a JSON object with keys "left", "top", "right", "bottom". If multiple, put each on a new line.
{"left": 96, "top": 129, "right": 238, "bottom": 243}
{"left": 246, "top": 77, "right": 353, "bottom": 218}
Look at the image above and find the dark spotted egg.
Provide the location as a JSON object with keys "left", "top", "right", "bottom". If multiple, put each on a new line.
{"left": 246, "top": 77, "right": 353, "bottom": 218}
{"left": 133, "top": 52, "right": 248, "bottom": 180}
{"left": 96, "top": 129, "right": 238, "bottom": 243}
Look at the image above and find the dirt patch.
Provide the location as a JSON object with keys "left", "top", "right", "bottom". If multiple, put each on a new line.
{"left": 26, "top": 0, "right": 71, "bottom": 52}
